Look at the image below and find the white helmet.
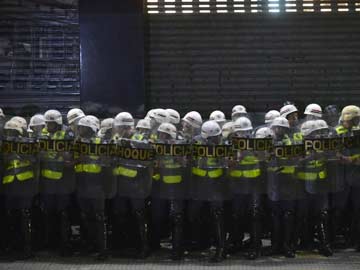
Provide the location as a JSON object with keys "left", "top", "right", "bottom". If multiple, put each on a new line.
{"left": 222, "top": 121, "right": 234, "bottom": 138}
{"left": 255, "top": 127, "right": 273, "bottom": 138}
{"left": 136, "top": 119, "right": 151, "bottom": 130}
{"left": 166, "top": 109, "right": 180, "bottom": 125}
{"left": 158, "top": 123, "right": 177, "bottom": 139}
{"left": 100, "top": 118, "right": 114, "bottom": 132}
{"left": 153, "top": 108, "right": 169, "bottom": 124}
{"left": 280, "top": 104, "right": 298, "bottom": 119}
{"left": 271, "top": 117, "right": 290, "bottom": 129}
{"left": 315, "top": 119, "right": 329, "bottom": 132}
{"left": 114, "top": 112, "right": 134, "bottom": 127}
{"left": 4, "top": 120, "right": 23, "bottom": 135}
{"left": 29, "top": 114, "right": 45, "bottom": 127}
{"left": 182, "top": 111, "right": 203, "bottom": 129}
{"left": 44, "top": 110, "right": 63, "bottom": 125}
{"left": 67, "top": 108, "right": 85, "bottom": 125}
{"left": 265, "top": 110, "right": 280, "bottom": 124}
{"left": 301, "top": 120, "right": 318, "bottom": 137}
{"left": 232, "top": 105, "right": 247, "bottom": 120}
{"left": 78, "top": 115, "right": 99, "bottom": 133}
{"left": 87, "top": 115, "right": 100, "bottom": 131}
{"left": 201, "top": 120, "right": 222, "bottom": 139}
{"left": 304, "top": 104, "right": 322, "bottom": 118}
{"left": 233, "top": 117, "right": 253, "bottom": 132}
{"left": 209, "top": 110, "right": 226, "bottom": 124}
{"left": 10, "top": 116, "right": 27, "bottom": 130}
{"left": 0, "top": 108, "right": 4, "bottom": 118}
{"left": 145, "top": 109, "right": 156, "bottom": 120}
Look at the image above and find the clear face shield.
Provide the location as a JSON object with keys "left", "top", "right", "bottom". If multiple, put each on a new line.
{"left": 46, "top": 121, "right": 61, "bottom": 133}
{"left": 113, "top": 125, "right": 132, "bottom": 138}
{"left": 78, "top": 125, "right": 94, "bottom": 139}
{"left": 272, "top": 126, "right": 289, "bottom": 138}
{"left": 287, "top": 112, "right": 299, "bottom": 127}
{"left": 181, "top": 120, "right": 194, "bottom": 136}
{"left": 4, "top": 129, "right": 21, "bottom": 138}
{"left": 206, "top": 135, "right": 222, "bottom": 145}
{"left": 32, "top": 125, "right": 45, "bottom": 136}
{"left": 157, "top": 131, "right": 172, "bottom": 142}
{"left": 234, "top": 130, "right": 252, "bottom": 138}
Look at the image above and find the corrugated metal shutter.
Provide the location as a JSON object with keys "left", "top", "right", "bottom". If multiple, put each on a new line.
{"left": 146, "top": 0, "right": 360, "bottom": 116}
{"left": 0, "top": 0, "right": 79, "bottom": 114}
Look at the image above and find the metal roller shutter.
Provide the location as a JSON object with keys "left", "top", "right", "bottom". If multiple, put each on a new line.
{"left": 145, "top": 0, "right": 360, "bottom": 116}
{"left": 0, "top": 0, "right": 79, "bottom": 115}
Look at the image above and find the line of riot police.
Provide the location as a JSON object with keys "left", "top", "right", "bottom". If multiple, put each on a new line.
{"left": 0, "top": 103, "right": 359, "bottom": 263}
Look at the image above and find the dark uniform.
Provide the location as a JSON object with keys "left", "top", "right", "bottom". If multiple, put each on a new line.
{"left": 1, "top": 136, "right": 38, "bottom": 257}
{"left": 75, "top": 136, "right": 107, "bottom": 259}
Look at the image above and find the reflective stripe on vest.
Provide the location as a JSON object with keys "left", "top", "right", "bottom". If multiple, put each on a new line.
{"left": 268, "top": 166, "right": 295, "bottom": 174}
{"left": 163, "top": 175, "right": 182, "bottom": 184}
{"left": 152, "top": 173, "right": 161, "bottom": 181}
{"left": 230, "top": 169, "right": 261, "bottom": 179}
{"left": 113, "top": 166, "right": 138, "bottom": 178}
{"left": 75, "top": 164, "right": 102, "bottom": 174}
{"left": 6, "top": 159, "right": 31, "bottom": 170}
{"left": 191, "top": 167, "right": 223, "bottom": 179}
{"left": 41, "top": 169, "right": 63, "bottom": 180}
{"left": 42, "top": 130, "right": 66, "bottom": 179}
{"left": 3, "top": 170, "right": 34, "bottom": 184}
{"left": 297, "top": 171, "right": 327, "bottom": 181}
{"left": 336, "top": 126, "right": 348, "bottom": 135}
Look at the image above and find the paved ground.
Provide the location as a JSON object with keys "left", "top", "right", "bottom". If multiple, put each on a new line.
{"left": 1, "top": 249, "right": 360, "bottom": 270}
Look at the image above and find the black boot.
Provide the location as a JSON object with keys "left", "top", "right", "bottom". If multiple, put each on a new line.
{"left": 317, "top": 210, "right": 333, "bottom": 257}
{"left": 171, "top": 212, "right": 184, "bottom": 261}
{"left": 356, "top": 209, "right": 360, "bottom": 252}
{"left": 20, "top": 209, "right": 33, "bottom": 259}
{"left": 265, "top": 212, "right": 282, "bottom": 256}
{"left": 225, "top": 213, "right": 244, "bottom": 255}
{"left": 43, "top": 210, "right": 55, "bottom": 250}
{"left": 59, "top": 210, "right": 72, "bottom": 257}
{"left": 210, "top": 207, "right": 226, "bottom": 263}
{"left": 134, "top": 209, "right": 150, "bottom": 259}
{"left": 283, "top": 210, "right": 295, "bottom": 258}
{"left": 246, "top": 208, "right": 262, "bottom": 260}
{"left": 94, "top": 212, "right": 107, "bottom": 261}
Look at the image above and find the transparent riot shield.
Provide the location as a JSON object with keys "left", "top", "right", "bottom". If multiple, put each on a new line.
{"left": 38, "top": 138, "right": 76, "bottom": 195}
{"left": 152, "top": 141, "right": 190, "bottom": 200}
{"left": 267, "top": 139, "right": 302, "bottom": 202}
{"left": 190, "top": 144, "right": 230, "bottom": 201}
{"left": 114, "top": 139, "right": 153, "bottom": 200}
{"left": 75, "top": 139, "right": 107, "bottom": 200}
{"left": 1, "top": 138, "right": 39, "bottom": 198}
{"left": 230, "top": 137, "right": 271, "bottom": 196}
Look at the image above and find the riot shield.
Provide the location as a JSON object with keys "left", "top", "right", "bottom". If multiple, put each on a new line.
{"left": 190, "top": 144, "right": 230, "bottom": 201}
{"left": 267, "top": 139, "right": 302, "bottom": 202}
{"left": 301, "top": 137, "right": 334, "bottom": 196}
{"left": 343, "top": 133, "right": 360, "bottom": 188}
{"left": 75, "top": 139, "right": 108, "bottom": 200}
{"left": 114, "top": 138, "right": 153, "bottom": 200}
{"left": 152, "top": 141, "right": 190, "bottom": 200}
{"left": 38, "top": 138, "right": 76, "bottom": 195}
{"left": 230, "top": 137, "right": 271, "bottom": 196}
{"left": 327, "top": 136, "right": 346, "bottom": 194}
{"left": 1, "top": 138, "right": 39, "bottom": 198}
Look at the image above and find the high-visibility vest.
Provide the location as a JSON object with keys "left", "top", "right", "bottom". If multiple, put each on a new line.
{"left": 41, "top": 130, "right": 66, "bottom": 180}
{"left": 268, "top": 135, "right": 296, "bottom": 175}
{"left": 192, "top": 157, "right": 224, "bottom": 179}
{"left": 75, "top": 137, "right": 102, "bottom": 174}
{"left": 3, "top": 159, "right": 34, "bottom": 184}
{"left": 297, "top": 158, "right": 327, "bottom": 181}
{"left": 229, "top": 154, "right": 261, "bottom": 179}
{"left": 336, "top": 125, "right": 360, "bottom": 162}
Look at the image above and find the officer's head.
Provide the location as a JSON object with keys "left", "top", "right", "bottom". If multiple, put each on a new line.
{"left": 3, "top": 120, "right": 23, "bottom": 138}
{"left": 157, "top": 123, "right": 177, "bottom": 142}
